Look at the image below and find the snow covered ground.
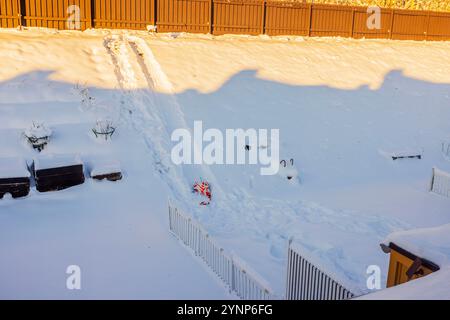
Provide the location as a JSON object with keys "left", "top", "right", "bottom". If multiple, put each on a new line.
{"left": 0, "top": 28, "right": 449, "bottom": 299}
{"left": 0, "top": 29, "right": 231, "bottom": 299}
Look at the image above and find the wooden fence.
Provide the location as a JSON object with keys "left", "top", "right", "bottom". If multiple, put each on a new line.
{"left": 169, "top": 203, "right": 359, "bottom": 300}
{"left": 285, "top": 240, "right": 356, "bottom": 300}
{"left": 21, "top": 0, "right": 92, "bottom": 30}
{"left": 0, "top": 0, "right": 21, "bottom": 28}
{"left": 2, "top": 0, "right": 450, "bottom": 41}
{"left": 157, "top": 0, "right": 209, "bottom": 33}
{"left": 168, "top": 203, "right": 274, "bottom": 300}
{"left": 94, "top": 0, "right": 155, "bottom": 30}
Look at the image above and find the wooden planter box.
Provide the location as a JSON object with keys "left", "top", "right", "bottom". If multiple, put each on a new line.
{"left": 0, "top": 157, "right": 31, "bottom": 199}
{"left": 92, "top": 172, "right": 122, "bottom": 181}
{"left": 0, "top": 177, "right": 30, "bottom": 199}
{"left": 34, "top": 155, "right": 85, "bottom": 192}
{"left": 383, "top": 242, "right": 440, "bottom": 288}
{"left": 90, "top": 160, "right": 122, "bottom": 182}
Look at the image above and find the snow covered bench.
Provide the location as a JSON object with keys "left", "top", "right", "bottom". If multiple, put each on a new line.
{"left": 0, "top": 157, "right": 31, "bottom": 199}
{"left": 33, "top": 154, "right": 85, "bottom": 192}
{"left": 90, "top": 160, "right": 122, "bottom": 182}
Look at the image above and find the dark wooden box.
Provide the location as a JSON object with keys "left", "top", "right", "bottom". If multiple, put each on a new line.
{"left": 0, "top": 177, "right": 30, "bottom": 199}
{"left": 35, "top": 164, "right": 85, "bottom": 192}
{"left": 92, "top": 172, "right": 122, "bottom": 182}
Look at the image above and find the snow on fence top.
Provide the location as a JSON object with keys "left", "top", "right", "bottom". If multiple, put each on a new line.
{"left": 289, "top": 240, "right": 362, "bottom": 297}
{"left": 34, "top": 154, "right": 82, "bottom": 171}
{"left": 168, "top": 202, "right": 274, "bottom": 299}
{"left": 90, "top": 160, "right": 121, "bottom": 177}
{"left": 430, "top": 167, "right": 450, "bottom": 198}
{"left": 0, "top": 157, "right": 31, "bottom": 179}
{"left": 433, "top": 167, "right": 450, "bottom": 179}
{"left": 229, "top": 251, "right": 273, "bottom": 293}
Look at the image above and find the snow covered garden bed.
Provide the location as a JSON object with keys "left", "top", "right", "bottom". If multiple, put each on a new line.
{"left": 0, "top": 157, "right": 30, "bottom": 199}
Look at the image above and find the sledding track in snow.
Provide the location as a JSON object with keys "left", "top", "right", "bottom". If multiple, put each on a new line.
{"left": 103, "top": 34, "right": 223, "bottom": 208}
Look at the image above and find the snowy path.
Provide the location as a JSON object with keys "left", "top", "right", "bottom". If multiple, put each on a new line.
{"left": 103, "top": 34, "right": 224, "bottom": 206}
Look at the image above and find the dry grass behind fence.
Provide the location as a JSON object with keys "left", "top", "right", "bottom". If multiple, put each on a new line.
{"left": 284, "top": 1, "right": 450, "bottom": 12}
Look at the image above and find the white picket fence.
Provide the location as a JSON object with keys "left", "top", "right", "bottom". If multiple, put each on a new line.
{"left": 168, "top": 204, "right": 274, "bottom": 300}
{"left": 430, "top": 167, "right": 450, "bottom": 198}
{"left": 169, "top": 204, "right": 360, "bottom": 300}
{"left": 285, "top": 241, "right": 355, "bottom": 300}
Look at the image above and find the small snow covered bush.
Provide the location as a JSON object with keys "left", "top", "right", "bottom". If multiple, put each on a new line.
{"left": 92, "top": 119, "right": 116, "bottom": 141}
{"left": 279, "top": 159, "right": 299, "bottom": 181}
{"left": 24, "top": 122, "right": 52, "bottom": 152}
{"left": 74, "top": 83, "right": 96, "bottom": 112}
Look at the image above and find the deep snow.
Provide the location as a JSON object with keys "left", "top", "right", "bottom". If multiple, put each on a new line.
{"left": 0, "top": 29, "right": 232, "bottom": 299}
{"left": 1, "top": 28, "right": 450, "bottom": 298}
{"left": 145, "top": 32, "right": 450, "bottom": 295}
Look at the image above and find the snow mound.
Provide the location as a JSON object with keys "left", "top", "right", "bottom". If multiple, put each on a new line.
{"left": 34, "top": 154, "right": 82, "bottom": 171}
{"left": 385, "top": 223, "right": 450, "bottom": 267}
{"left": 0, "top": 157, "right": 31, "bottom": 179}
{"left": 90, "top": 160, "right": 122, "bottom": 177}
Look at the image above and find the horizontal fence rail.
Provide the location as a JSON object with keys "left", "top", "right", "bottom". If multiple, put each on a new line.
{"left": 168, "top": 203, "right": 274, "bottom": 300}
{"left": 2, "top": 1, "right": 450, "bottom": 40}
{"left": 286, "top": 241, "right": 355, "bottom": 300}
{"left": 430, "top": 167, "right": 450, "bottom": 198}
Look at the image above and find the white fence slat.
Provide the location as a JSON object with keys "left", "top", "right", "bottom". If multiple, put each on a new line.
{"left": 430, "top": 167, "right": 450, "bottom": 198}
{"left": 285, "top": 244, "right": 355, "bottom": 300}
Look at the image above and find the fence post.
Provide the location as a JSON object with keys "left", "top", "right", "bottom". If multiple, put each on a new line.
{"left": 154, "top": 0, "right": 158, "bottom": 27}
{"left": 231, "top": 254, "right": 235, "bottom": 293}
{"left": 261, "top": 0, "right": 266, "bottom": 35}
{"left": 17, "top": 0, "right": 21, "bottom": 29}
{"left": 430, "top": 167, "right": 436, "bottom": 192}
{"left": 89, "top": 0, "right": 95, "bottom": 28}
{"left": 285, "top": 238, "right": 293, "bottom": 300}
{"left": 425, "top": 11, "right": 430, "bottom": 40}
{"left": 209, "top": 0, "right": 214, "bottom": 34}
{"left": 389, "top": 9, "right": 395, "bottom": 39}
{"left": 168, "top": 205, "right": 172, "bottom": 231}
{"left": 350, "top": 7, "right": 355, "bottom": 38}
{"left": 307, "top": 3, "right": 312, "bottom": 37}
{"left": 18, "top": 0, "right": 26, "bottom": 29}
{"left": 85, "top": 0, "right": 92, "bottom": 29}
